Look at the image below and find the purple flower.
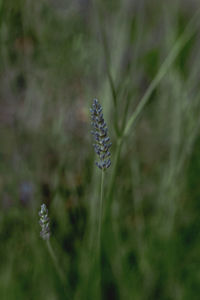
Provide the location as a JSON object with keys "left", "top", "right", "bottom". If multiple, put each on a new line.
{"left": 90, "top": 99, "right": 111, "bottom": 170}
{"left": 39, "top": 204, "right": 50, "bottom": 240}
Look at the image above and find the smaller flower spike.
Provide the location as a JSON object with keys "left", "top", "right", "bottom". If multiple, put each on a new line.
{"left": 39, "top": 203, "right": 50, "bottom": 240}
{"left": 90, "top": 98, "right": 111, "bottom": 170}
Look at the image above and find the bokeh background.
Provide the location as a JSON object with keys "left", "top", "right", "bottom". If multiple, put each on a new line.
{"left": 1, "top": 0, "right": 200, "bottom": 299}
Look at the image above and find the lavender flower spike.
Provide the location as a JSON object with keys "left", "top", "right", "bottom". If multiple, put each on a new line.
{"left": 90, "top": 98, "right": 111, "bottom": 170}
{"left": 39, "top": 203, "right": 50, "bottom": 240}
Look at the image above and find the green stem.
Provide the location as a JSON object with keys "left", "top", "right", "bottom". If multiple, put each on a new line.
{"left": 123, "top": 10, "right": 200, "bottom": 137}
{"left": 108, "top": 137, "right": 123, "bottom": 202}
{"left": 46, "top": 240, "right": 67, "bottom": 290}
{"left": 106, "top": 11, "right": 200, "bottom": 206}
{"left": 94, "top": 1, "right": 120, "bottom": 137}
{"left": 98, "top": 170, "right": 105, "bottom": 253}
{"left": 101, "top": 27, "right": 120, "bottom": 137}
{"left": 95, "top": 170, "right": 104, "bottom": 300}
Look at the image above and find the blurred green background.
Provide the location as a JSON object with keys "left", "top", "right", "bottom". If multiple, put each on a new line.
{"left": 1, "top": 0, "right": 200, "bottom": 299}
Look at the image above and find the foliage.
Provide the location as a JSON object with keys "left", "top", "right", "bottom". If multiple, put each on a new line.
{"left": 0, "top": 0, "right": 200, "bottom": 299}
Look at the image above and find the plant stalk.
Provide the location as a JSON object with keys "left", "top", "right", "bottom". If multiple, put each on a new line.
{"left": 46, "top": 240, "right": 67, "bottom": 291}
{"left": 98, "top": 170, "right": 105, "bottom": 253}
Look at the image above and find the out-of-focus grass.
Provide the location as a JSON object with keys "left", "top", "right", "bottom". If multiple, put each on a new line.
{"left": 1, "top": 0, "right": 200, "bottom": 299}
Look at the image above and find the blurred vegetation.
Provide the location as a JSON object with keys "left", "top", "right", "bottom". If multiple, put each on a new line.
{"left": 1, "top": 0, "right": 200, "bottom": 299}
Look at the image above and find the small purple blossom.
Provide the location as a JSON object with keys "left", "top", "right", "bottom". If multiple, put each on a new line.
{"left": 39, "top": 204, "right": 50, "bottom": 240}
{"left": 90, "top": 99, "right": 111, "bottom": 170}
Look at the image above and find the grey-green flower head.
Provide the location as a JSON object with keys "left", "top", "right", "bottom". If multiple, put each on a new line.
{"left": 39, "top": 203, "right": 50, "bottom": 240}
{"left": 90, "top": 98, "right": 111, "bottom": 170}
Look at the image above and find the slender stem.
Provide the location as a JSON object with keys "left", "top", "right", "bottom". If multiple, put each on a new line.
{"left": 101, "top": 26, "right": 120, "bottom": 137}
{"left": 46, "top": 240, "right": 66, "bottom": 288}
{"left": 106, "top": 11, "right": 200, "bottom": 207}
{"left": 93, "top": 0, "right": 120, "bottom": 137}
{"left": 98, "top": 170, "right": 105, "bottom": 253}
{"left": 96, "top": 3, "right": 117, "bottom": 109}
{"left": 123, "top": 10, "right": 200, "bottom": 138}
{"left": 107, "top": 137, "right": 123, "bottom": 202}
{"left": 95, "top": 170, "right": 104, "bottom": 300}
{"left": 121, "top": 95, "right": 131, "bottom": 133}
